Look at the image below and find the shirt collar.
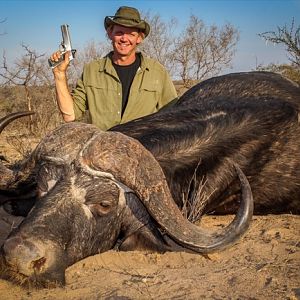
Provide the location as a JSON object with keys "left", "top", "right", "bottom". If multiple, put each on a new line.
{"left": 99, "top": 51, "right": 149, "bottom": 73}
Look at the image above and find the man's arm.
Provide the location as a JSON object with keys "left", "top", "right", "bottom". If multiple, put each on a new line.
{"left": 50, "top": 51, "right": 75, "bottom": 122}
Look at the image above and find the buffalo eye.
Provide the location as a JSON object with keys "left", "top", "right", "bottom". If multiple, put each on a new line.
{"left": 85, "top": 182, "right": 120, "bottom": 217}
{"left": 88, "top": 200, "right": 113, "bottom": 216}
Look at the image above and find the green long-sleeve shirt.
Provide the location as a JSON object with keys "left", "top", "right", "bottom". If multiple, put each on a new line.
{"left": 72, "top": 52, "right": 177, "bottom": 131}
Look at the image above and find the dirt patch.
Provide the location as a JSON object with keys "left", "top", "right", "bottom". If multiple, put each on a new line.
{"left": 0, "top": 212, "right": 299, "bottom": 300}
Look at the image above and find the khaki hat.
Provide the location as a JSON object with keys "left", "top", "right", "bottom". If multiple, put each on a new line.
{"left": 104, "top": 6, "right": 150, "bottom": 38}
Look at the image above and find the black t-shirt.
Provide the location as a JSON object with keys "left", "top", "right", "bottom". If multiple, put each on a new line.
{"left": 112, "top": 54, "right": 141, "bottom": 115}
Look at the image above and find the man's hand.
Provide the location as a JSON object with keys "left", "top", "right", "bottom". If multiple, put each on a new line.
{"left": 50, "top": 50, "right": 72, "bottom": 76}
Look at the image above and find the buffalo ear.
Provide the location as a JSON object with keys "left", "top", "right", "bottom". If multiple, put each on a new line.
{"left": 117, "top": 233, "right": 141, "bottom": 251}
{"left": 117, "top": 228, "right": 169, "bottom": 252}
{"left": 116, "top": 192, "right": 170, "bottom": 253}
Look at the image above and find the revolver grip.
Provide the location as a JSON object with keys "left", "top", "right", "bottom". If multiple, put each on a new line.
{"left": 48, "top": 49, "right": 76, "bottom": 69}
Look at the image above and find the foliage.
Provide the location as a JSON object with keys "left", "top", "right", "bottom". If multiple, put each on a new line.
{"left": 256, "top": 63, "right": 300, "bottom": 85}
{"left": 0, "top": 45, "right": 63, "bottom": 137}
{"left": 141, "top": 13, "right": 239, "bottom": 88}
{"left": 0, "top": 85, "right": 63, "bottom": 138}
{"left": 259, "top": 18, "right": 300, "bottom": 68}
{"left": 140, "top": 12, "right": 178, "bottom": 75}
{"left": 173, "top": 16, "right": 239, "bottom": 87}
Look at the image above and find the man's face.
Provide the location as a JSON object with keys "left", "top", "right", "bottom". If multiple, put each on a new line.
{"left": 108, "top": 24, "right": 143, "bottom": 57}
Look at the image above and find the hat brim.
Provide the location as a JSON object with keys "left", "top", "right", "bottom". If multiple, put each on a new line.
{"left": 104, "top": 16, "right": 150, "bottom": 38}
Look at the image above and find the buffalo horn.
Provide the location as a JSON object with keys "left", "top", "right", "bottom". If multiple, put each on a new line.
{"left": 81, "top": 131, "right": 253, "bottom": 253}
{"left": 0, "top": 111, "right": 35, "bottom": 189}
{"left": 0, "top": 111, "right": 35, "bottom": 134}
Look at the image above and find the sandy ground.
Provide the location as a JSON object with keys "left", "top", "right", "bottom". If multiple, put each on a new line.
{"left": 0, "top": 209, "right": 299, "bottom": 300}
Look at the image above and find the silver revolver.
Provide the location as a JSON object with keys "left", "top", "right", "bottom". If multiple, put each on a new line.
{"left": 48, "top": 24, "right": 76, "bottom": 68}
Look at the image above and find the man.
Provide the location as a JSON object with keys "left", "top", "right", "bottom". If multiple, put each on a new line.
{"left": 50, "top": 6, "right": 177, "bottom": 131}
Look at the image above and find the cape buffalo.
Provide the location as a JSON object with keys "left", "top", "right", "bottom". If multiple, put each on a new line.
{"left": 0, "top": 71, "right": 299, "bottom": 286}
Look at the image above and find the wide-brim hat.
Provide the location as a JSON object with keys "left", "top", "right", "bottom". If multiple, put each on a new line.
{"left": 104, "top": 6, "right": 150, "bottom": 38}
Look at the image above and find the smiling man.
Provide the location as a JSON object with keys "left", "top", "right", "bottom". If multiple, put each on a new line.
{"left": 50, "top": 6, "right": 177, "bottom": 130}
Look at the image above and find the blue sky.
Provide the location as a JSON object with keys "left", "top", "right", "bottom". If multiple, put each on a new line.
{"left": 0, "top": 0, "right": 299, "bottom": 74}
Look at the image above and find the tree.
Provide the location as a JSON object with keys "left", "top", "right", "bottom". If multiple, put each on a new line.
{"left": 259, "top": 18, "right": 300, "bottom": 68}
{"left": 140, "top": 12, "right": 177, "bottom": 75}
{"left": 172, "top": 15, "right": 239, "bottom": 87}
{"left": 141, "top": 13, "right": 239, "bottom": 88}
{"left": 0, "top": 44, "right": 45, "bottom": 113}
{"left": 256, "top": 63, "right": 300, "bottom": 85}
{"left": 0, "top": 44, "right": 63, "bottom": 135}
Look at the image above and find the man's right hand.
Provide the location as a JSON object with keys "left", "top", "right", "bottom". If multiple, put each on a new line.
{"left": 50, "top": 50, "right": 71, "bottom": 75}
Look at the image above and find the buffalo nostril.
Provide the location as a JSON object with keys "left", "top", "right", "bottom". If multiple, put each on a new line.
{"left": 31, "top": 257, "right": 47, "bottom": 272}
{"left": 3, "top": 236, "right": 46, "bottom": 276}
